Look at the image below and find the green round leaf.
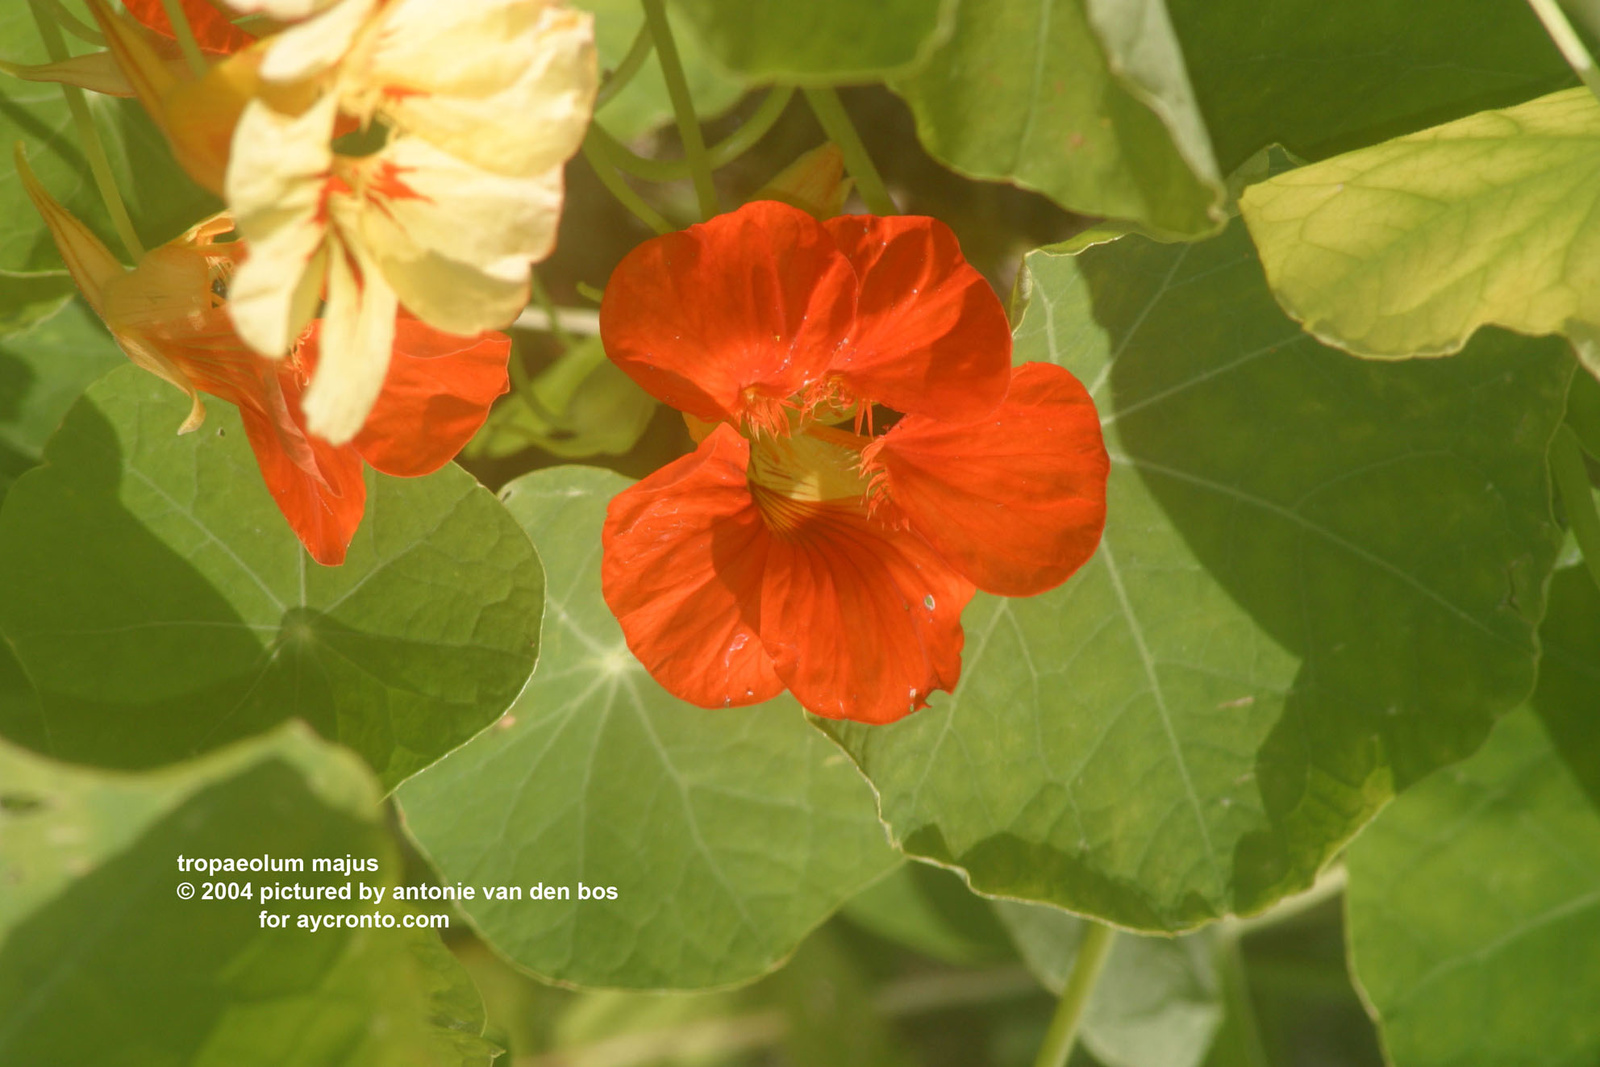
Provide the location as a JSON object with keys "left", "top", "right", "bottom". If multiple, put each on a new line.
{"left": 1240, "top": 89, "right": 1600, "bottom": 364}
{"left": 0, "top": 724, "right": 497, "bottom": 1066}
{"left": 397, "top": 466, "right": 898, "bottom": 990}
{"left": 820, "top": 221, "right": 1571, "bottom": 930}
{"left": 893, "top": 0, "right": 1225, "bottom": 240}
{"left": 667, "top": 0, "right": 955, "bottom": 82}
{"left": 0, "top": 366, "right": 544, "bottom": 789}
{"left": 1170, "top": 0, "right": 1573, "bottom": 174}
{"left": 1347, "top": 698, "right": 1600, "bottom": 1067}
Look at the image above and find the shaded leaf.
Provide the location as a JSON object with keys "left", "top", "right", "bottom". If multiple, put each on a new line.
{"left": 1531, "top": 566, "right": 1600, "bottom": 813}
{"left": 397, "top": 465, "right": 898, "bottom": 989}
{"left": 0, "top": 296, "right": 122, "bottom": 466}
{"left": 821, "top": 222, "right": 1570, "bottom": 929}
{"left": 0, "top": 724, "right": 497, "bottom": 1066}
{"left": 1169, "top": 0, "right": 1572, "bottom": 174}
{"left": 667, "top": 0, "right": 954, "bottom": 82}
{"left": 841, "top": 862, "right": 1016, "bottom": 965}
{"left": 996, "top": 901, "right": 1222, "bottom": 1067}
{"left": 1240, "top": 88, "right": 1600, "bottom": 364}
{"left": 0, "top": 366, "right": 543, "bottom": 788}
{"left": 893, "top": 0, "right": 1224, "bottom": 239}
{"left": 1346, "top": 703, "right": 1600, "bottom": 1067}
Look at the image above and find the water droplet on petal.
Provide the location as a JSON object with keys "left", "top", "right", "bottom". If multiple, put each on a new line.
{"left": 722, "top": 696, "right": 731, "bottom": 708}
{"left": 923, "top": 594, "right": 935, "bottom": 610}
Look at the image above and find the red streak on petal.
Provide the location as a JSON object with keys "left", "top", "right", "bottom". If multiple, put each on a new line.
{"left": 122, "top": 0, "right": 255, "bottom": 57}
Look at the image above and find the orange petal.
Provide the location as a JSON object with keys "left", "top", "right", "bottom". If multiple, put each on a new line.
{"left": 122, "top": 0, "right": 256, "bottom": 55}
{"left": 243, "top": 369, "right": 367, "bottom": 566}
{"left": 822, "top": 214, "right": 1011, "bottom": 421}
{"left": 757, "top": 502, "right": 974, "bottom": 724}
{"left": 342, "top": 318, "right": 510, "bottom": 476}
{"left": 866, "top": 361, "right": 1109, "bottom": 597}
{"left": 13, "top": 145, "right": 123, "bottom": 317}
{"left": 601, "top": 425, "right": 784, "bottom": 708}
{"left": 599, "top": 200, "right": 856, "bottom": 430}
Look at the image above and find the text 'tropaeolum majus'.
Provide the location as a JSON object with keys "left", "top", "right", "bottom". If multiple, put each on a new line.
{"left": 598, "top": 200, "right": 1110, "bottom": 725}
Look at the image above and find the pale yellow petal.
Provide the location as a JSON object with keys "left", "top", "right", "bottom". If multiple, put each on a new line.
{"left": 358, "top": 136, "right": 563, "bottom": 272}
{"left": 225, "top": 92, "right": 337, "bottom": 354}
{"left": 300, "top": 232, "right": 397, "bottom": 444}
{"left": 367, "top": 3, "right": 596, "bottom": 176}
{"left": 258, "top": 0, "right": 375, "bottom": 83}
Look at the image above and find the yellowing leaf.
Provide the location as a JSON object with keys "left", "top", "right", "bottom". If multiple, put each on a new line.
{"left": 1240, "top": 88, "right": 1600, "bottom": 368}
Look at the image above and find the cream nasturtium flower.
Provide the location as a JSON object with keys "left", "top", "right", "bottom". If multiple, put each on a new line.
{"left": 222, "top": 0, "right": 596, "bottom": 444}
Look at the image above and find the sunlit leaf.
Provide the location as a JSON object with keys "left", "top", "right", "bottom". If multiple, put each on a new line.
{"left": 0, "top": 366, "right": 544, "bottom": 788}
{"left": 0, "top": 723, "right": 497, "bottom": 1066}
{"left": 821, "top": 221, "right": 1571, "bottom": 930}
{"left": 397, "top": 465, "right": 898, "bottom": 989}
{"left": 893, "top": 0, "right": 1224, "bottom": 240}
{"left": 1347, "top": 699, "right": 1600, "bottom": 1067}
{"left": 1240, "top": 88, "right": 1600, "bottom": 366}
{"left": 995, "top": 901, "right": 1222, "bottom": 1067}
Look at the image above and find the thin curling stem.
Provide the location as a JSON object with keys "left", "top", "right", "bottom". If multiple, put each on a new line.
{"left": 802, "top": 86, "right": 896, "bottom": 215}
{"left": 527, "top": 270, "right": 574, "bottom": 350}
{"left": 1031, "top": 920, "right": 1115, "bottom": 1067}
{"left": 640, "top": 0, "right": 717, "bottom": 219}
{"left": 596, "top": 22, "right": 655, "bottom": 109}
{"left": 582, "top": 133, "right": 674, "bottom": 235}
{"left": 587, "top": 86, "right": 795, "bottom": 182}
{"left": 159, "top": 0, "right": 210, "bottom": 78}
{"left": 46, "top": 0, "right": 104, "bottom": 45}
{"left": 1527, "top": 0, "right": 1600, "bottom": 104}
{"left": 26, "top": 0, "right": 143, "bottom": 260}
{"left": 1553, "top": 424, "right": 1600, "bottom": 593}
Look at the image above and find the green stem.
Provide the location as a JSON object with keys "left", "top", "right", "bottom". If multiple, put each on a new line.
{"left": 581, "top": 133, "right": 674, "bottom": 235}
{"left": 640, "top": 0, "right": 717, "bottom": 219}
{"left": 45, "top": 0, "right": 103, "bottom": 45}
{"left": 27, "top": 0, "right": 143, "bottom": 260}
{"left": 1553, "top": 423, "right": 1600, "bottom": 593}
{"left": 158, "top": 0, "right": 209, "bottom": 78}
{"left": 802, "top": 86, "right": 896, "bottom": 215}
{"left": 595, "top": 22, "right": 655, "bottom": 109}
{"left": 588, "top": 87, "right": 795, "bottom": 182}
{"left": 1214, "top": 930, "right": 1272, "bottom": 1067}
{"left": 527, "top": 270, "right": 573, "bottom": 350}
{"left": 1526, "top": 0, "right": 1600, "bottom": 103}
{"left": 1032, "top": 921, "right": 1115, "bottom": 1067}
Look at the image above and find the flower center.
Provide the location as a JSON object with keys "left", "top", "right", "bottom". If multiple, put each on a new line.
{"left": 746, "top": 423, "right": 873, "bottom": 536}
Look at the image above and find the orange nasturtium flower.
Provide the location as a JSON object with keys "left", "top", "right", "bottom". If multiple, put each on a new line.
{"left": 18, "top": 151, "right": 510, "bottom": 565}
{"left": 598, "top": 201, "right": 1110, "bottom": 724}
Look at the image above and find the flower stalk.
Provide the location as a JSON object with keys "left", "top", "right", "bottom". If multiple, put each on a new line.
{"left": 25, "top": 0, "right": 143, "bottom": 260}
{"left": 157, "top": 0, "right": 208, "bottom": 77}
{"left": 803, "top": 86, "right": 896, "bottom": 215}
{"left": 1526, "top": 0, "right": 1600, "bottom": 104}
{"left": 640, "top": 0, "right": 717, "bottom": 219}
{"left": 1032, "top": 920, "right": 1115, "bottom": 1067}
